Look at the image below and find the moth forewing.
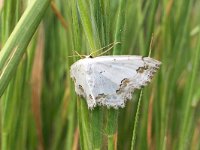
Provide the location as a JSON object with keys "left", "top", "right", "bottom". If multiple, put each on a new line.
{"left": 70, "top": 55, "right": 161, "bottom": 109}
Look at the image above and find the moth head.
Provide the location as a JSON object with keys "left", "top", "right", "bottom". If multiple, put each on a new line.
{"left": 85, "top": 55, "right": 93, "bottom": 58}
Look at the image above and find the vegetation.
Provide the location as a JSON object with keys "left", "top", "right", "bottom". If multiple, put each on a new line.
{"left": 0, "top": 0, "right": 200, "bottom": 149}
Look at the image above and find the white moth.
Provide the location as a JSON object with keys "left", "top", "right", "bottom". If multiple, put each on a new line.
{"left": 70, "top": 55, "right": 161, "bottom": 109}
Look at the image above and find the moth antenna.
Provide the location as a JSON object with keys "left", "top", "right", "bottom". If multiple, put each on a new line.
{"left": 68, "top": 55, "right": 82, "bottom": 58}
{"left": 148, "top": 33, "right": 154, "bottom": 57}
{"left": 89, "top": 41, "right": 121, "bottom": 57}
{"left": 69, "top": 50, "right": 86, "bottom": 59}
{"left": 98, "top": 41, "right": 121, "bottom": 56}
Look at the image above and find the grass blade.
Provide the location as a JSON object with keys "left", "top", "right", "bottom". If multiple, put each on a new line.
{"left": 0, "top": 0, "right": 51, "bottom": 96}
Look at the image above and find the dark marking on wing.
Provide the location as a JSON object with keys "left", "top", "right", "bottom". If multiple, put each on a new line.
{"left": 136, "top": 65, "right": 149, "bottom": 73}
{"left": 142, "top": 56, "right": 145, "bottom": 60}
{"left": 89, "top": 94, "right": 93, "bottom": 99}
{"left": 95, "top": 93, "right": 107, "bottom": 100}
{"left": 78, "top": 85, "right": 84, "bottom": 93}
{"left": 121, "top": 78, "right": 130, "bottom": 84}
{"left": 100, "top": 70, "right": 105, "bottom": 74}
{"left": 136, "top": 67, "right": 145, "bottom": 73}
{"left": 116, "top": 89, "right": 122, "bottom": 94}
{"left": 116, "top": 78, "right": 131, "bottom": 94}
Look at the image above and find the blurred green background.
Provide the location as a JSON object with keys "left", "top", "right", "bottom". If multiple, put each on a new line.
{"left": 0, "top": 0, "right": 200, "bottom": 150}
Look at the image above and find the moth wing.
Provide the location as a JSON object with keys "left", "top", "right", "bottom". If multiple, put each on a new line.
{"left": 87, "top": 56, "right": 161, "bottom": 108}
{"left": 70, "top": 60, "right": 97, "bottom": 107}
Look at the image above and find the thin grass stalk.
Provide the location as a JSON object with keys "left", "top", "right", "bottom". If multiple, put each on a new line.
{"left": 169, "top": 0, "right": 196, "bottom": 149}
{"left": 128, "top": 0, "right": 151, "bottom": 54}
{"left": 108, "top": 135, "right": 114, "bottom": 150}
{"left": 65, "top": 99, "right": 77, "bottom": 150}
{"left": 91, "top": 107, "right": 103, "bottom": 150}
{"left": 178, "top": 22, "right": 200, "bottom": 150}
{"left": 106, "top": 108, "right": 118, "bottom": 150}
{"left": 1, "top": 0, "right": 11, "bottom": 44}
{"left": 102, "top": 1, "right": 110, "bottom": 46}
{"left": 158, "top": 13, "right": 171, "bottom": 150}
{"left": 158, "top": 2, "right": 175, "bottom": 150}
{"left": 131, "top": 90, "right": 143, "bottom": 150}
{"left": 113, "top": 0, "right": 127, "bottom": 54}
{"left": 170, "top": 0, "right": 193, "bottom": 85}
{"left": 77, "top": 0, "right": 99, "bottom": 51}
{"left": 70, "top": 0, "right": 81, "bottom": 53}
{"left": 13, "top": 60, "right": 29, "bottom": 149}
{"left": 79, "top": 99, "right": 91, "bottom": 150}
{"left": 157, "top": 1, "right": 175, "bottom": 148}
{"left": 143, "top": 0, "right": 159, "bottom": 54}
{"left": 136, "top": 90, "right": 150, "bottom": 150}
{"left": 90, "top": 0, "right": 102, "bottom": 47}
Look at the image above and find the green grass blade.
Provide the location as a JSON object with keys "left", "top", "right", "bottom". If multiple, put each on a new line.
{"left": 106, "top": 108, "right": 118, "bottom": 150}
{"left": 131, "top": 90, "right": 143, "bottom": 150}
{"left": 77, "top": 0, "right": 100, "bottom": 51}
{"left": 178, "top": 22, "right": 200, "bottom": 150}
{"left": 0, "top": 0, "right": 51, "bottom": 96}
{"left": 113, "top": 0, "right": 127, "bottom": 54}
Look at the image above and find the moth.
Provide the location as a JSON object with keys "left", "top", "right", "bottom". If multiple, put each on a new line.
{"left": 70, "top": 55, "right": 161, "bottom": 109}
